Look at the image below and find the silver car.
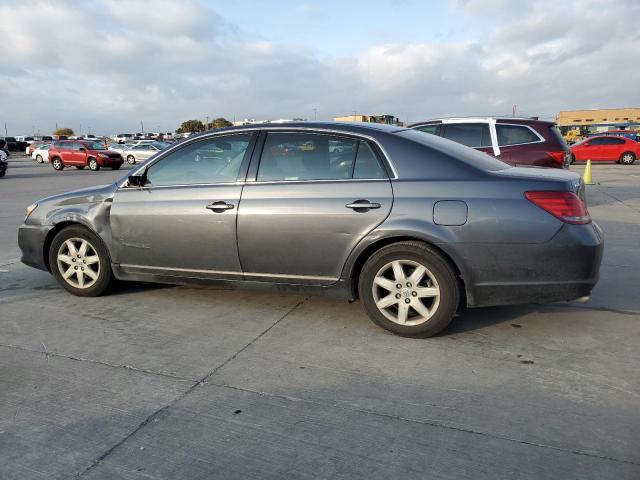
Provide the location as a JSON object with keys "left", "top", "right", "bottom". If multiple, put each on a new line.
{"left": 18, "top": 122, "right": 603, "bottom": 337}
{"left": 122, "top": 143, "right": 164, "bottom": 164}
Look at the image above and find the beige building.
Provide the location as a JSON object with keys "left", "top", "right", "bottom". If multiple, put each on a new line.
{"left": 334, "top": 114, "right": 402, "bottom": 126}
{"left": 556, "top": 108, "right": 640, "bottom": 127}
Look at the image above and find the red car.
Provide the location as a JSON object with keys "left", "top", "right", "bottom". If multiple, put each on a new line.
{"left": 48, "top": 140, "right": 124, "bottom": 171}
{"left": 409, "top": 117, "right": 571, "bottom": 168}
{"left": 570, "top": 135, "right": 638, "bottom": 165}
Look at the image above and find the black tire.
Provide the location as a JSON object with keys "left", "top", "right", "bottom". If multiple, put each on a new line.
{"left": 49, "top": 225, "right": 113, "bottom": 297}
{"left": 620, "top": 152, "right": 636, "bottom": 165}
{"left": 358, "top": 241, "right": 460, "bottom": 337}
{"left": 111, "top": 164, "right": 121, "bottom": 170}
{"left": 0, "top": 169, "right": 5, "bottom": 178}
{"left": 570, "top": 154, "right": 575, "bottom": 165}
{"left": 35, "top": 154, "right": 44, "bottom": 163}
{"left": 88, "top": 158, "right": 100, "bottom": 171}
{"left": 52, "top": 157, "right": 64, "bottom": 170}
{"left": 75, "top": 166, "right": 85, "bottom": 170}
{"left": 126, "top": 155, "right": 136, "bottom": 165}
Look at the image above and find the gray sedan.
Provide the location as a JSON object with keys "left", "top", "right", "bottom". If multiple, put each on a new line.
{"left": 18, "top": 122, "right": 603, "bottom": 337}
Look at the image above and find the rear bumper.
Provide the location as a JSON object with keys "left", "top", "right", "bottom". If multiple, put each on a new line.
{"left": 18, "top": 224, "right": 52, "bottom": 271}
{"left": 461, "top": 222, "right": 603, "bottom": 307}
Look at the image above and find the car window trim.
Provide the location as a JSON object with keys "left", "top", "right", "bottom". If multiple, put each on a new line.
{"left": 245, "top": 130, "right": 393, "bottom": 183}
{"left": 121, "top": 127, "right": 396, "bottom": 189}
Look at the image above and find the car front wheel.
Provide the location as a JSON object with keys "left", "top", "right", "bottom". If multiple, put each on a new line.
{"left": 49, "top": 226, "right": 113, "bottom": 296}
{"left": 52, "top": 158, "right": 64, "bottom": 170}
{"left": 359, "top": 241, "right": 460, "bottom": 337}
{"left": 88, "top": 158, "right": 100, "bottom": 171}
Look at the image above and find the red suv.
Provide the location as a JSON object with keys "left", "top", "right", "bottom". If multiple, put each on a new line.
{"left": 570, "top": 135, "right": 638, "bottom": 165}
{"left": 49, "top": 140, "right": 124, "bottom": 171}
{"left": 409, "top": 117, "right": 571, "bottom": 168}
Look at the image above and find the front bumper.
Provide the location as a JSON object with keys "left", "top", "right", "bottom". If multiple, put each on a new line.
{"left": 18, "top": 224, "right": 53, "bottom": 271}
{"left": 461, "top": 221, "right": 604, "bottom": 307}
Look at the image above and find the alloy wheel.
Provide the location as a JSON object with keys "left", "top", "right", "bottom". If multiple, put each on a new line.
{"left": 372, "top": 259, "right": 440, "bottom": 326}
{"left": 56, "top": 238, "right": 100, "bottom": 289}
{"left": 621, "top": 153, "right": 634, "bottom": 164}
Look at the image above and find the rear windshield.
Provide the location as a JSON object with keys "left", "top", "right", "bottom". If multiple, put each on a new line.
{"left": 396, "top": 129, "right": 510, "bottom": 171}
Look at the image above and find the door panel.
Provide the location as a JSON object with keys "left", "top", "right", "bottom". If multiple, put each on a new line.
{"left": 110, "top": 185, "right": 243, "bottom": 276}
{"left": 237, "top": 180, "right": 393, "bottom": 283}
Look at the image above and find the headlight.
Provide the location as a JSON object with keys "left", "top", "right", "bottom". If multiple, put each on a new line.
{"left": 25, "top": 203, "right": 38, "bottom": 219}
{"left": 99, "top": 153, "right": 109, "bottom": 158}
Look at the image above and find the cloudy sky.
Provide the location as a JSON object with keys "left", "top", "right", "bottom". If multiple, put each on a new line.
{"left": 1, "top": 0, "right": 639, "bottom": 136}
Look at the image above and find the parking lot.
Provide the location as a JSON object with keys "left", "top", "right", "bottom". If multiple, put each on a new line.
{"left": 1, "top": 155, "right": 639, "bottom": 478}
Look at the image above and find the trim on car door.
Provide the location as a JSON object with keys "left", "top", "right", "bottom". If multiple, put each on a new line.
{"left": 118, "top": 263, "right": 338, "bottom": 282}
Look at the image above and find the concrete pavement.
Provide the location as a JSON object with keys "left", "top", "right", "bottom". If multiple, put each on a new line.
{"left": 1, "top": 156, "right": 638, "bottom": 479}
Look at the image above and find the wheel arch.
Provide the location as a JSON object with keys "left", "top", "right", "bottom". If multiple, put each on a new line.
{"left": 43, "top": 220, "right": 102, "bottom": 272}
{"left": 345, "top": 235, "right": 471, "bottom": 306}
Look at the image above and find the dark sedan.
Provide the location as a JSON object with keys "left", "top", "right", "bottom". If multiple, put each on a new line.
{"left": 18, "top": 122, "right": 603, "bottom": 337}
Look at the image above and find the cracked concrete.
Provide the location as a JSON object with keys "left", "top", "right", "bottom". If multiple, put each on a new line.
{"left": 1, "top": 157, "right": 639, "bottom": 479}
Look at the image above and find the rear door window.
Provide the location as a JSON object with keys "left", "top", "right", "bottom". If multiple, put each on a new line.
{"left": 414, "top": 124, "right": 440, "bottom": 135}
{"left": 353, "top": 142, "right": 386, "bottom": 179}
{"left": 602, "top": 137, "right": 625, "bottom": 145}
{"left": 496, "top": 125, "right": 540, "bottom": 146}
{"left": 258, "top": 133, "right": 357, "bottom": 181}
{"left": 442, "top": 123, "right": 491, "bottom": 148}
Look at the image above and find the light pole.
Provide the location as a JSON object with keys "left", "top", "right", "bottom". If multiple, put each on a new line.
{"left": 140, "top": 120, "right": 144, "bottom": 134}
{"left": 206, "top": 115, "right": 209, "bottom": 130}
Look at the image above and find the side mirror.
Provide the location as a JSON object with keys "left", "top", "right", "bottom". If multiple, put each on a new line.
{"left": 127, "top": 173, "right": 146, "bottom": 187}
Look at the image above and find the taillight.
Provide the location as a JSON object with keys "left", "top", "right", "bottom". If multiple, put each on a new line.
{"left": 524, "top": 191, "right": 591, "bottom": 224}
{"left": 546, "top": 151, "right": 565, "bottom": 166}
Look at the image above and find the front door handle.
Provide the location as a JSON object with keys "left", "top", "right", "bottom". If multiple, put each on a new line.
{"left": 346, "top": 200, "right": 381, "bottom": 212}
{"left": 206, "top": 201, "right": 235, "bottom": 212}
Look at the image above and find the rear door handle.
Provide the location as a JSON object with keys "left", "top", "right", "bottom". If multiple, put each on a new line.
{"left": 206, "top": 201, "right": 235, "bottom": 212}
{"left": 346, "top": 200, "right": 381, "bottom": 211}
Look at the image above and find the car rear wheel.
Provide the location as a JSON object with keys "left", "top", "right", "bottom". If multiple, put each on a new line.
{"left": 49, "top": 226, "right": 113, "bottom": 297}
{"left": 620, "top": 152, "right": 636, "bottom": 165}
{"left": 359, "top": 241, "right": 460, "bottom": 337}
{"left": 88, "top": 158, "right": 100, "bottom": 171}
{"left": 52, "top": 157, "right": 64, "bottom": 170}
{"left": 126, "top": 155, "right": 136, "bottom": 165}
{"left": 35, "top": 154, "right": 44, "bottom": 163}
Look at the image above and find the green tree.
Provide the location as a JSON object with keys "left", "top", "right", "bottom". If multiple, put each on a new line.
{"left": 176, "top": 120, "right": 205, "bottom": 134}
{"left": 53, "top": 127, "right": 74, "bottom": 136}
{"left": 209, "top": 117, "right": 232, "bottom": 129}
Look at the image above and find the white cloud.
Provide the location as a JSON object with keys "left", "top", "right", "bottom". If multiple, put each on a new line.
{"left": 0, "top": 0, "right": 639, "bottom": 134}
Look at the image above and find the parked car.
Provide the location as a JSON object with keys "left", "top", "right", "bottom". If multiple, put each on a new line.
{"left": 26, "top": 141, "right": 51, "bottom": 156}
{"left": 31, "top": 144, "right": 53, "bottom": 163}
{"left": 570, "top": 136, "right": 639, "bottom": 164}
{"left": 122, "top": 143, "right": 164, "bottom": 164}
{"left": 409, "top": 117, "right": 571, "bottom": 168}
{"left": 18, "top": 122, "right": 603, "bottom": 337}
{"left": 0, "top": 149, "right": 7, "bottom": 177}
{"left": 1, "top": 136, "right": 27, "bottom": 152}
{"left": 108, "top": 143, "right": 134, "bottom": 155}
{"left": 47, "top": 140, "right": 124, "bottom": 171}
